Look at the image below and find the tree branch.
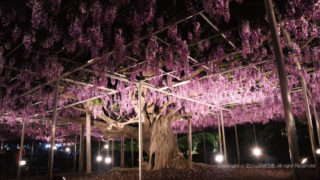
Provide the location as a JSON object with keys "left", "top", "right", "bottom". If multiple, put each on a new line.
{"left": 156, "top": 100, "right": 174, "bottom": 121}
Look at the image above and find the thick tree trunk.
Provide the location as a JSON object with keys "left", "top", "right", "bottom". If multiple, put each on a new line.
{"left": 148, "top": 116, "right": 188, "bottom": 170}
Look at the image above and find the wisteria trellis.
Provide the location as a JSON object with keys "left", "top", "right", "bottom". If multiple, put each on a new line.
{"left": 0, "top": 0, "right": 319, "bottom": 140}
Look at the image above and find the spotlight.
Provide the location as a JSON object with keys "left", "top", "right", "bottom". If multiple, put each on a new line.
{"left": 252, "top": 147, "right": 262, "bottom": 157}
{"left": 65, "top": 147, "right": 70, "bottom": 152}
{"left": 104, "top": 144, "right": 109, "bottom": 149}
{"left": 301, "top": 157, "right": 308, "bottom": 164}
{"left": 19, "top": 160, "right": 26, "bottom": 166}
{"left": 215, "top": 154, "right": 224, "bottom": 163}
{"left": 46, "top": 144, "right": 57, "bottom": 150}
{"left": 96, "top": 155, "right": 103, "bottom": 162}
{"left": 316, "top": 148, "right": 320, "bottom": 155}
{"left": 105, "top": 157, "right": 111, "bottom": 164}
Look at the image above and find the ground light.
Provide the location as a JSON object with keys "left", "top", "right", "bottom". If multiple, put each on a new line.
{"left": 215, "top": 154, "right": 224, "bottom": 163}
{"left": 252, "top": 147, "right": 262, "bottom": 157}
{"left": 19, "top": 160, "right": 26, "bottom": 166}
{"left": 316, "top": 148, "right": 320, "bottom": 155}
{"left": 65, "top": 147, "right": 70, "bottom": 152}
{"left": 104, "top": 144, "right": 109, "bottom": 149}
{"left": 105, "top": 157, "right": 111, "bottom": 164}
{"left": 46, "top": 144, "right": 57, "bottom": 150}
{"left": 96, "top": 155, "right": 103, "bottom": 162}
{"left": 301, "top": 157, "right": 308, "bottom": 164}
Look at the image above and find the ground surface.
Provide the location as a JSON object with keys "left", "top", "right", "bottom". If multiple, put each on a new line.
{"left": 17, "top": 163, "right": 320, "bottom": 180}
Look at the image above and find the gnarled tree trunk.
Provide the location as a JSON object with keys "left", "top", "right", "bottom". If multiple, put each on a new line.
{"left": 148, "top": 116, "right": 188, "bottom": 170}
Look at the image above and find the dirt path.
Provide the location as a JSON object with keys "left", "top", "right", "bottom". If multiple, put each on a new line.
{"left": 18, "top": 163, "right": 320, "bottom": 180}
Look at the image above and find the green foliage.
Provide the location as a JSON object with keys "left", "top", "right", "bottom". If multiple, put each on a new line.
{"left": 88, "top": 99, "right": 103, "bottom": 107}
{"left": 107, "top": 139, "right": 138, "bottom": 152}
{"left": 113, "top": 104, "right": 120, "bottom": 111}
{"left": 178, "top": 131, "right": 219, "bottom": 154}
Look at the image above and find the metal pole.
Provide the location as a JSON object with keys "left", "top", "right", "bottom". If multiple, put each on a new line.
{"left": 202, "top": 130, "right": 207, "bottom": 164}
{"left": 138, "top": 83, "right": 143, "bottom": 180}
{"left": 220, "top": 109, "right": 227, "bottom": 164}
{"left": 234, "top": 123, "right": 240, "bottom": 165}
{"left": 31, "top": 142, "right": 34, "bottom": 161}
{"left": 121, "top": 136, "right": 125, "bottom": 167}
{"left": 73, "top": 134, "right": 77, "bottom": 173}
{"left": 112, "top": 140, "right": 114, "bottom": 167}
{"left": 311, "top": 100, "right": 320, "bottom": 146}
{"left": 97, "top": 141, "right": 101, "bottom": 172}
{"left": 86, "top": 112, "right": 91, "bottom": 173}
{"left": 48, "top": 80, "right": 59, "bottom": 180}
{"left": 17, "top": 121, "right": 26, "bottom": 178}
{"left": 253, "top": 124, "right": 257, "bottom": 146}
{"left": 281, "top": 10, "right": 318, "bottom": 166}
{"left": 131, "top": 138, "right": 134, "bottom": 167}
{"left": 264, "top": 0, "right": 300, "bottom": 177}
{"left": 107, "top": 141, "right": 110, "bottom": 158}
{"left": 218, "top": 116, "right": 222, "bottom": 154}
{"left": 79, "top": 124, "right": 84, "bottom": 173}
{"left": 300, "top": 81, "right": 318, "bottom": 165}
{"left": 98, "top": 141, "right": 100, "bottom": 155}
{"left": 187, "top": 119, "right": 192, "bottom": 167}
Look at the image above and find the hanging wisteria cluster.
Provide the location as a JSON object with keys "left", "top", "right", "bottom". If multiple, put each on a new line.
{"left": 0, "top": 0, "right": 319, "bottom": 139}
{"left": 0, "top": 122, "right": 105, "bottom": 143}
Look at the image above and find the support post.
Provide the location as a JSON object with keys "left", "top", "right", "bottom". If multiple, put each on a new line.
{"left": 1, "top": 140, "right": 3, "bottom": 150}
{"left": 48, "top": 80, "right": 59, "bottom": 180}
{"left": 17, "top": 121, "right": 26, "bottom": 178}
{"left": 187, "top": 119, "right": 192, "bottom": 167}
{"left": 98, "top": 141, "right": 101, "bottom": 155}
{"left": 281, "top": 21, "right": 318, "bottom": 166}
{"left": 86, "top": 112, "right": 91, "bottom": 173}
{"left": 121, "top": 136, "right": 125, "bottom": 168}
{"left": 73, "top": 134, "right": 77, "bottom": 173}
{"left": 234, "top": 124, "right": 240, "bottom": 165}
{"left": 107, "top": 141, "right": 110, "bottom": 158}
{"left": 253, "top": 124, "right": 257, "bottom": 146}
{"left": 202, "top": 130, "right": 207, "bottom": 164}
{"left": 311, "top": 100, "right": 320, "bottom": 146}
{"left": 97, "top": 141, "right": 101, "bottom": 172}
{"left": 31, "top": 142, "right": 34, "bottom": 161}
{"left": 131, "top": 138, "right": 134, "bottom": 167}
{"left": 79, "top": 124, "right": 84, "bottom": 173}
{"left": 112, "top": 140, "right": 114, "bottom": 167}
{"left": 264, "top": 0, "right": 300, "bottom": 176}
{"left": 218, "top": 116, "right": 222, "bottom": 154}
{"left": 138, "top": 83, "right": 143, "bottom": 180}
{"left": 220, "top": 109, "right": 227, "bottom": 164}
{"left": 300, "top": 81, "right": 317, "bottom": 165}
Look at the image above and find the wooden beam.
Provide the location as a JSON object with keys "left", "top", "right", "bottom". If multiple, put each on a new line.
{"left": 199, "top": 12, "right": 236, "bottom": 49}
